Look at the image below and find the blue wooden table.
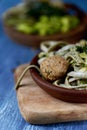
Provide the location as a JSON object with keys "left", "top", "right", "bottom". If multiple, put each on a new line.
{"left": 0, "top": 0, "right": 87, "bottom": 130}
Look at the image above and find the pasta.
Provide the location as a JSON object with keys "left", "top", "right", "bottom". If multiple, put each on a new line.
{"left": 39, "top": 40, "right": 87, "bottom": 90}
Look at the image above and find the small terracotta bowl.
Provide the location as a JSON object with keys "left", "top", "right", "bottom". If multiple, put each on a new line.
{"left": 3, "top": 3, "right": 87, "bottom": 48}
{"left": 30, "top": 54, "right": 87, "bottom": 103}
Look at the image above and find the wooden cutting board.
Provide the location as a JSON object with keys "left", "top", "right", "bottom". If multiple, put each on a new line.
{"left": 14, "top": 64, "right": 87, "bottom": 124}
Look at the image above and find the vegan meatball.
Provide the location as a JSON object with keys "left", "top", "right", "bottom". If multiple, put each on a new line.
{"left": 40, "top": 55, "right": 69, "bottom": 81}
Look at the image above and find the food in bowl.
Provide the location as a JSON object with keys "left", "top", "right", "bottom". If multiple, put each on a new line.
{"left": 38, "top": 40, "right": 87, "bottom": 90}
{"left": 5, "top": 1, "right": 80, "bottom": 36}
{"left": 3, "top": 2, "right": 86, "bottom": 48}
{"left": 15, "top": 40, "right": 87, "bottom": 91}
{"left": 40, "top": 55, "right": 69, "bottom": 81}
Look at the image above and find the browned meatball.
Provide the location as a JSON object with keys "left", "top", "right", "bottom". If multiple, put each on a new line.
{"left": 40, "top": 55, "right": 69, "bottom": 81}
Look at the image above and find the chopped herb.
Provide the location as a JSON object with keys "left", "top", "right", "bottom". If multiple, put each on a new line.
{"left": 76, "top": 46, "right": 83, "bottom": 53}
{"left": 76, "top": 45, "right": 87, "bottom": 53}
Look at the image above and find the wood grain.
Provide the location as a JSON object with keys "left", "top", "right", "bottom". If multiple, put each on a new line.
{"left": 14, "top": 64, "right": 87, "bottom": 124}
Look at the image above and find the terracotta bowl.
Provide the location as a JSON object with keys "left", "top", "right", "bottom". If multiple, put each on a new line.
{"left": 30, "top": 54, "right": 87, "bottom": 103}
{"left": 3, "top": 3, "right": 87, "bottom": 48}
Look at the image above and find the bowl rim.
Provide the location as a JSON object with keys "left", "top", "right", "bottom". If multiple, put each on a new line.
{"left": 30, "top": 54, "right": 87, "bottom": 96}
